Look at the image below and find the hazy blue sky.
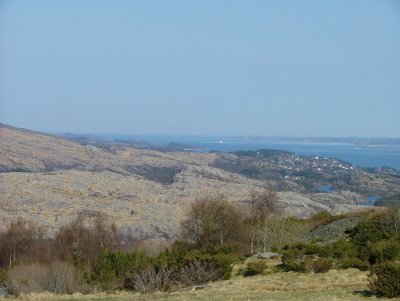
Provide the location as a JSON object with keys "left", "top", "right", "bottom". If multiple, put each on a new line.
{"left": 1, "top": 1, "right": 399, "bottom": 137}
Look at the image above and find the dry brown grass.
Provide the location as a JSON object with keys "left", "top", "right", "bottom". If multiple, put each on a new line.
{"left": 7, "top": 261, "right": 86, "bottom": 296}
{"left": 344, "top": 206, "right": 388, "bottom": 218}
{"left": 4, "top": 259, "right": 400, "bottom": 301}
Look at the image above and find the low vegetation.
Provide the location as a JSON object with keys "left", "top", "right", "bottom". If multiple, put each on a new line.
{"left": 240, "top": 260, "right": 267, "bottom": 277}
{"left": 1, "top": 191, "right": 400, "bottom": 299}
{"left": 0, "top": 261, "right": 393, "bottom": 301}
{"left": 369, "top": 261, "right": 400, "bottom": 298}
{"left": 278, "top": 208, "right": 400, "bottom": 298}
{"left": 375, "top": 193, "right": 400, "bottom": 208}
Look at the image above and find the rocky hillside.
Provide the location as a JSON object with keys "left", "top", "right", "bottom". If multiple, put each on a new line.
{"left": 1, "top": 124, "right": 395, "bottom": 239}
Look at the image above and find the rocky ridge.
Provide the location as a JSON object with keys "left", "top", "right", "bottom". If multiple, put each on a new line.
{"left": 0, "top": 124, "right": 389, "bottom": 239}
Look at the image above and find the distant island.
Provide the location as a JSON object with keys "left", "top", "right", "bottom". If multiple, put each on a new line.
{"left": 59, "top": 132, "right": 400, "bottom": 170}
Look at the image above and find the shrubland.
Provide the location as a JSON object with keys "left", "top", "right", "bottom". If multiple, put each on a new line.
{"left": 1, "top": 191, "right": 400, "bottom": 298}
{"left": 279, "top": 208, "right": 400, "bottom": 297}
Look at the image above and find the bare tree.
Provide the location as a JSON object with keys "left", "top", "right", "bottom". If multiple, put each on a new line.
{"left": 257, "top": 214, "right": 307, "bottom": 251}
{"left": 385, "top": 208, "right": 400, "bottom": 235}
{"left": 53, "top": 214, "right": 88, "bottom": 265}
{"left": 181, "top": 195, "right": 241, "bottom": 247}
{"left": 0, "top": 218, "right": 46, "bottom": 268}
{"left": 243, "top": 189, "right": 280, "bottom": 254}
{"left": 43, "top": 260, "right": 84, "bottom": 294}
{"left": 53, "top": 213, "right": 121, "bottom": 267}
{"left": 8, "top": 261, "right": 84, "bottom": 295}
{"left": 92, "top": 212, "right": 119, "bottom": 250}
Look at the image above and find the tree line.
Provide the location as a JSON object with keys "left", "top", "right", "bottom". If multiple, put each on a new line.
{"left": 1, "top": 190, "right": 399, "bottom": 297}
{"left": 0, "top": 189, "right": 304, "bottom": 295}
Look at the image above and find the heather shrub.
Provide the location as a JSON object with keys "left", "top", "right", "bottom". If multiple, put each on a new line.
{"left": 369, "top": 261, "right": 400, "bottom": 298}
{"left": 304, "top": 243, "right": 333, "bottom": 258}
{"left": 312, "top": 258, "right": 332, "bottom": 273}
{"left": 242, "top": 261, "right": 267, "bottom": 277}
{"left": 281, "top": 248, "right": 307, "bottom": 272}
{"left": 366, "top": 240, "right": 400, "bottom": 265}
{"left": 281, "top": 242, "right": 334, "bottom": 273}
{"left": 338, "top": 257, "right": 369, "bottom": 271}
{"left": 332, "top": 238, "right": 357, "bottom": 259}
{"left": 180, "top": 251, "right": 239, "bottom": 281}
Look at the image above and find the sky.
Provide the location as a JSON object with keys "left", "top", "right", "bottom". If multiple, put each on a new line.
{"left": 0, "top": 1, "right": 400, "bottom": 137}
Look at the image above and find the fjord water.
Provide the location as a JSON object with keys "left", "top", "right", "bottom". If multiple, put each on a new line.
{"left": 110, "top": 135, "right": 400, "bottom": 170}
{"left": 193, "top": 141, "right": 400, "bottom": 170}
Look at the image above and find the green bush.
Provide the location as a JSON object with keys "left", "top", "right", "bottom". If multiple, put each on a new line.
{"left": 338, "top": 257, "right": 369, "bottom": 271}
{"left": 369, "top": 261, "right": 400, "bottom": 298}
{"left": 350, "top": 213, "right": 399, "bottom": 250}
{"left": 93, "top": 250, "right": 152, "bottom": 289}
{"left": 304, "top": 243, "right": 333, "bottom": 258}
{"left": 283, "top": 242, "right": 333, "bottom": 258}
{"left": 212, "top": 253, "right": 238, "bottom": 280}
{"left": 91, "top": 243, "right": 244, "bottom": 291}
{"left": 281, "top": 243, "right": 333, "bottom": 273}
{"left": 312, "top": 258, "right": 332, "bottom": 273}
{"left": 281, "top": 249, "right": 307, "bottom": 272}
{"left": 242, "top": 261, "right": 267, "bottom": 277}
{"left": 332, "top": 238, "right": 356, "bottom": 259}
{"left": 182, "top": 251, "right": 241, "bottom": 280}
{"left": 367, "top": 240, "right": 400, "bottom": 265}
{"left": 0, "top": 269, "right": 8, "bottom": 286}
{"left": 0, "top": 269, "right": 9, "bottom": 297}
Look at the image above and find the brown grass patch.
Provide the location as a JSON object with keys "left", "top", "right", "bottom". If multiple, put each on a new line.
{"left": 3, "top": 260, "right": 399, "bottom": 301}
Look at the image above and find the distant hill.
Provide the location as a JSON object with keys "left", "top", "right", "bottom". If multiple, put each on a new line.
{"left": 1, "top": 123, "right": 399, "bottom": 240}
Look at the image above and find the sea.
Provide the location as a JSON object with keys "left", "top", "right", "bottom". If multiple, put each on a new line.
{"left": 106, "top": 135, "right": 400, "bottom": 171}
